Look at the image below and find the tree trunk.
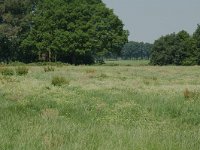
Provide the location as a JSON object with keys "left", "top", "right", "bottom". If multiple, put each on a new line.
{"left": 72, "top": 55, "right": 76, "bottom": 64}
{"left": 48, "top": 50, "right": 51, "bottom": 62}
{"left": 38, "top": 51, "right": 41, "bottom": 61}
{"left": 55, "top": 53, "right": 57, "bottom": 62}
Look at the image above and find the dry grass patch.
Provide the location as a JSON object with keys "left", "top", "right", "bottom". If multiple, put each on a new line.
{"left": 183, "top": 88, "right": 200, "bottom": 100}
{"left": 85, "top": 69, "right": 96, "bottom": 74}
{"left": 41, "top": 108, "right": 59, "bottom": 119}
{"left": 44, "top": 66, "right": 55, "bottom": 72}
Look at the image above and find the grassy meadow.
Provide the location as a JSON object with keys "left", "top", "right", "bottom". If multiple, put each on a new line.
{"left": 0, "top": 60, "right": 200, "bottom": 150}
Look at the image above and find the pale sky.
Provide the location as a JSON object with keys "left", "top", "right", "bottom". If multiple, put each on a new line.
{"left": 102, "top": 0, "right": 200, "bottom": 43}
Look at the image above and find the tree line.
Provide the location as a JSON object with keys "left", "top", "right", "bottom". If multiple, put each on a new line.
{"left": 150, "top": 25, "right": 200, "bottom": 65}
{"left": 0, "top": 0, "right": 128, "bottom": 64}
{"left": 122, "top": 25, "right": 200, "bottom": 66}
{"left": 1, "top": 0, "right": 200, "bottom": 66}
{"left": 121, "top": 41, "right": 152, "bottom": 60}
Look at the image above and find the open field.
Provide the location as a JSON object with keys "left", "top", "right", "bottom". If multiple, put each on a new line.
{"left": 0, "top": 61, "right": 200, "bottom": 150}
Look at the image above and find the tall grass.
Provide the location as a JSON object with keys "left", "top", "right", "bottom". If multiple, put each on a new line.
{"left": 0, "top": 62, "right": 200, "bottom": 149}
{"left": 16, "top": 66, "right": 29, "bottom": 75}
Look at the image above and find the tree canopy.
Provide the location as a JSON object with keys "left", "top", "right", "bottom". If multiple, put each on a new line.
{"left": 193, "top": 24, "right": 200, "bottom": 64}
{"left": 0, "top": 0, "right": 128, "bottom": 64}
{"left": 150, "top": 26, "right": 200, "bottom": 66}
{"left": 0, "top": 0, "right": 38, "bottom": 38}
{"left": 121, "top": 41, "right": 152, "bottom": 60}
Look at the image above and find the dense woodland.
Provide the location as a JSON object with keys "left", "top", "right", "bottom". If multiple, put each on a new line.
{"left": 0, "top": 0, "right": 200, "bottom": 65}
{"left": 0, "top": 0, "right": 128, "bottom": 64}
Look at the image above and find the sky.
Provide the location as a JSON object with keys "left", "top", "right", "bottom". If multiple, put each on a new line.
{"left": 102, "top": 0, "right": 200, "bottom": 43}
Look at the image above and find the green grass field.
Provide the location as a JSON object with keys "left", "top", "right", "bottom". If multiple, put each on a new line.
{"left": 0, "top": 60, "right": 200, "bottom": 150}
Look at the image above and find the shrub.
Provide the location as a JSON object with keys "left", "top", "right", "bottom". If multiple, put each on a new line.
{"left": 1, "top": 68, "right": 14, "bottom": 76}
{"left": 52, "top": 76, "right": 69, "bottom": 86}
{"left": 44, "top": 66, "right": 55, "bottom": 72}
{"left": 183, "top": 88, "right": 200, "bottom": 99}
{"left": 99, "top": 73, "right": 108, "bottom": 78}
{"left": 184, "top": 88, "right": 189, "bottom": 99}
{"left": 86, "top": 69, "right": 96, "bottom": 74}
{"left": 143, "top": 79, "right": 150, "bottom": 85}
{"left": 8, "top": 61, "right": 26, "bottom": 66}
{"left": 152, "top": 77, "right": 157, "bottom": 81}
{"left": 182, "top": 59, "right": 197, "bottom": 66}
{"left": 16, "top": 66, "right": 29, "bottom": 75}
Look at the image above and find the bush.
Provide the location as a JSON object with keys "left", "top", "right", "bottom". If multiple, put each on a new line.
{"left": 8, "top": 61, "right": 26, "bottom": 66}
{"left": 99, "top": 73, "right": 108, "bottom": 78}
{"left": 16, "top": 66, "right": 29, "bottom": 75}
{"left": 44, "top": 66, "right": 55, "bottom": 72}
{"left": 52, "top": 76, "right": 69, "bottom": 86}
{"left": 86, "top": 69, "right": 96, "bottom": 74}
{"left": 1, "top": 67, "right": 14, "bottom": 76}
{"left": 183, "top": 88, "right": 200, "bottom": 100}
{"left": 182, "top": 58, "right": 197, "bottom": 66}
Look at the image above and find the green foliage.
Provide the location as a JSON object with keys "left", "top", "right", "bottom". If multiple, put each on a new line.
{"left": 0, "top": 0, "right": 128, "bottom": 64}
{"left": 15, "top": 66, "right": 29, "bottom": 75}
{"left": 8, "top": 61, "right": 26, "bottom": 66}
{"left": 150, "top": 29, "right": 198, "bottom": 65}
{"left": 193, "top": 24, "right": 200, "bottom": 64}
{"left": 21, "top": 0, "right": 128, "bottom": 64}
{"left": 52, "top": 76, "right": 69, "bottom": 86}
{"left": 0, "top": 33, "right": 12, "bottom": 62}
{"left": 0, "top": 0, "right": 38, "bottom": 37}
{"left": 0, "top": 67, "right": 14, "bottom": 76}
{"left": 0, "top": 0, "right": 39, "bottom": 63}
{"left": 122, "top": 41, "right": 152, "bottom": 60}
